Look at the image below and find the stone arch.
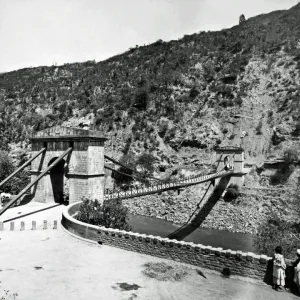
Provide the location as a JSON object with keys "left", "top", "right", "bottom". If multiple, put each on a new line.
{"left": 224, "top": 155, "right": 234, "bottom": 170}
{"left": 224, "top": 156, "right": 229, "bottom": 170}
{"left": 215, "top": 146, "right": 246, "bottom": 187}
{"left": 46, "top": 157, "right": 65, "bottom": 203}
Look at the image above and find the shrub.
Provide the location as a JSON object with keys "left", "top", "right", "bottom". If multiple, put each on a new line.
{"left": 0, "top": 290, "right": 18, "bottom": 300}
{"left": 158, "top": 121, "right": 169, "bottom": 138}
{"left": 189, "top": 86, "right": 199, "bottom": 99}
{"left": 8, "top": 170, "right": 30, "bottom": 194}
{"left": 283, "top": 147, "right": 299, "bottom": 165}
{"left": 219, "top": 98, "right": 234, "bottom": 108}
{"left": 228, "top": 134, "right": 235, "bottom": 140}
{"left": 223, "top": 184, "right": 239, "bottom": 202}
{"left": 95, "top": 115, "right": 102, "bottom": 126}
{"left": 134, "top": 89, "right": 149, "bottom": 110}
{"left": 254, "top": 214, "right": 299, "bottom": 259}
{"left": 76, "top": 198, "right": 132, "bottom": 231}
{"left": 256, "top": 120, "right": 263, "bottom": 135}
{"left": 239, "top": 14, "right": 246, "bottom": 25}
{"left": 292, "top": 121, "right": 300, "bottom": 136}
{"left": 267, "top": 110, "right": 273, "bottom": 118}
{"left": 234, "top": 96, "right": 243, "bottom": 106}
{"left": 269, "top": 147, "right": 299, "bottom": 179}
{"left": 164, "top": 127, "right": 177, "bottom": 143}
{"left": 222, "top": 127, "right": 228, "bottom": 134}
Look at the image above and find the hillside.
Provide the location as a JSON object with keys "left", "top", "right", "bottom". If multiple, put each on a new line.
{"left": 1, "top": 3, "right": 300, "bottom": 213}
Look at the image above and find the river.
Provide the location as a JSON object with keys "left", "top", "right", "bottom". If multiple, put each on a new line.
{"left": 128, "top": 214, "right": 255, "bottom": 252}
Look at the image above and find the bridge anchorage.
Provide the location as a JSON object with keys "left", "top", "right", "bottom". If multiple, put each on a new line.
{"left": 0, "top": 125, "right": 246, "bottom": 217}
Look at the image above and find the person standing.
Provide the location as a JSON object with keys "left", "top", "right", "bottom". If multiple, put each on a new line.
{"left": 293, "top": 249, "right": 300, "bottom": 294}
{"left": 273, "top": 246, "right": 286, "bottom": 292}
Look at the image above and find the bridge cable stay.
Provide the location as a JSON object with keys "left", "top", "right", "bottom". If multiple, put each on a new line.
{"left": 167, "top": 152, "right": 225, "bottom": 238}
{"left": 0, "top": 147, "right": 73, "bottom": 217}
{"left": 0, "top": 147, "right": 47, "bottom": 190}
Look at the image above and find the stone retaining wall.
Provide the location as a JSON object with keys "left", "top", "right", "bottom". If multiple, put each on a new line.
{"left": 62, "top": 202, "right": 276, "bottom": 284}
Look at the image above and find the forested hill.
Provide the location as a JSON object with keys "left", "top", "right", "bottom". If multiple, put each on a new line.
{"left": 1, "top": 3, "right": 300, "bottom": 169}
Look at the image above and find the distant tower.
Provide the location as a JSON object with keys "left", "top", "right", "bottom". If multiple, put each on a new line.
{"left": 239, "top": 14, "right": 246, "bottom": 25}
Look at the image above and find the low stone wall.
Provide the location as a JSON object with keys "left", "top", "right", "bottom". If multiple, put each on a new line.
{"left": 62, "top": 202, "right": 276, "bottom": 284}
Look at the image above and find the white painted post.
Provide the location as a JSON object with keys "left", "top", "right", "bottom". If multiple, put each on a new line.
{"left": 32, "top": 221, "right": 36, "bottom": 230}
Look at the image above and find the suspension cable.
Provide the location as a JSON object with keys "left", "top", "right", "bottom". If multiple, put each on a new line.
{"left": 104, "top": 155, "right": 163, "bottom": 182}
{"left": 105, "top": 164, "right": 153, "bottom": 183}
{"left": 105, "top": 152, "right": 221, "bottom": 184}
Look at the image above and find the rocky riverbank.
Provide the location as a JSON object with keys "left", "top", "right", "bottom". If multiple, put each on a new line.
{"left": 123, "top": 185, "right": 297, "bottom": 235}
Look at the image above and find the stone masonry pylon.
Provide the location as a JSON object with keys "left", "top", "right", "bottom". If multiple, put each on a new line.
{"left": 30, "top": 126, "right": 107, "bottom": 204}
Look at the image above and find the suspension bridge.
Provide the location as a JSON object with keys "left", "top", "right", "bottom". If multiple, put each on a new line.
{"left": 103, "top": 154, "right": 234, "bottom": 201}
{"left": 0, "top": 126, "right": 246, "bottom": 229}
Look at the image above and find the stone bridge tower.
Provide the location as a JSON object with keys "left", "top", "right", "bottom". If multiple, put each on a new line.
{"left": 30, "top": 126, "right": 106, "bottom": 204}
{"left": 215, "top": 146, "right": 246, "bottom": 186}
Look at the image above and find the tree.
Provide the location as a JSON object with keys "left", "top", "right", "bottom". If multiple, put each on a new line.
{"left": 0, "top": 151, "right": 30, "bottom": 194}
{"left": 136, "top": 152, "right": 156, "bottom": 176}
{"left": 239, "top": 14, "right": 246, "bottom": 25}
{"left": 0, "top": 152, "right": 14, "bottom": 184}
{"left": 134, "top": 89, "right": 149, "bottom": 110}
{"left": 223, "top": 184, "right": 240, "bottom": 202}
{"left": 112, "top": 152, "right": 136, "bottom": 189}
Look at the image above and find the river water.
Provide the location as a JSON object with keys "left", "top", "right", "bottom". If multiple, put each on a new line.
{"left": 128, "top": 214, "right": 255, "bottom": 252}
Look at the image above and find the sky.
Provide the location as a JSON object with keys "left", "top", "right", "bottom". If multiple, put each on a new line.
{"left": 0, "top": 0, "right": 299, "bottom": 73}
